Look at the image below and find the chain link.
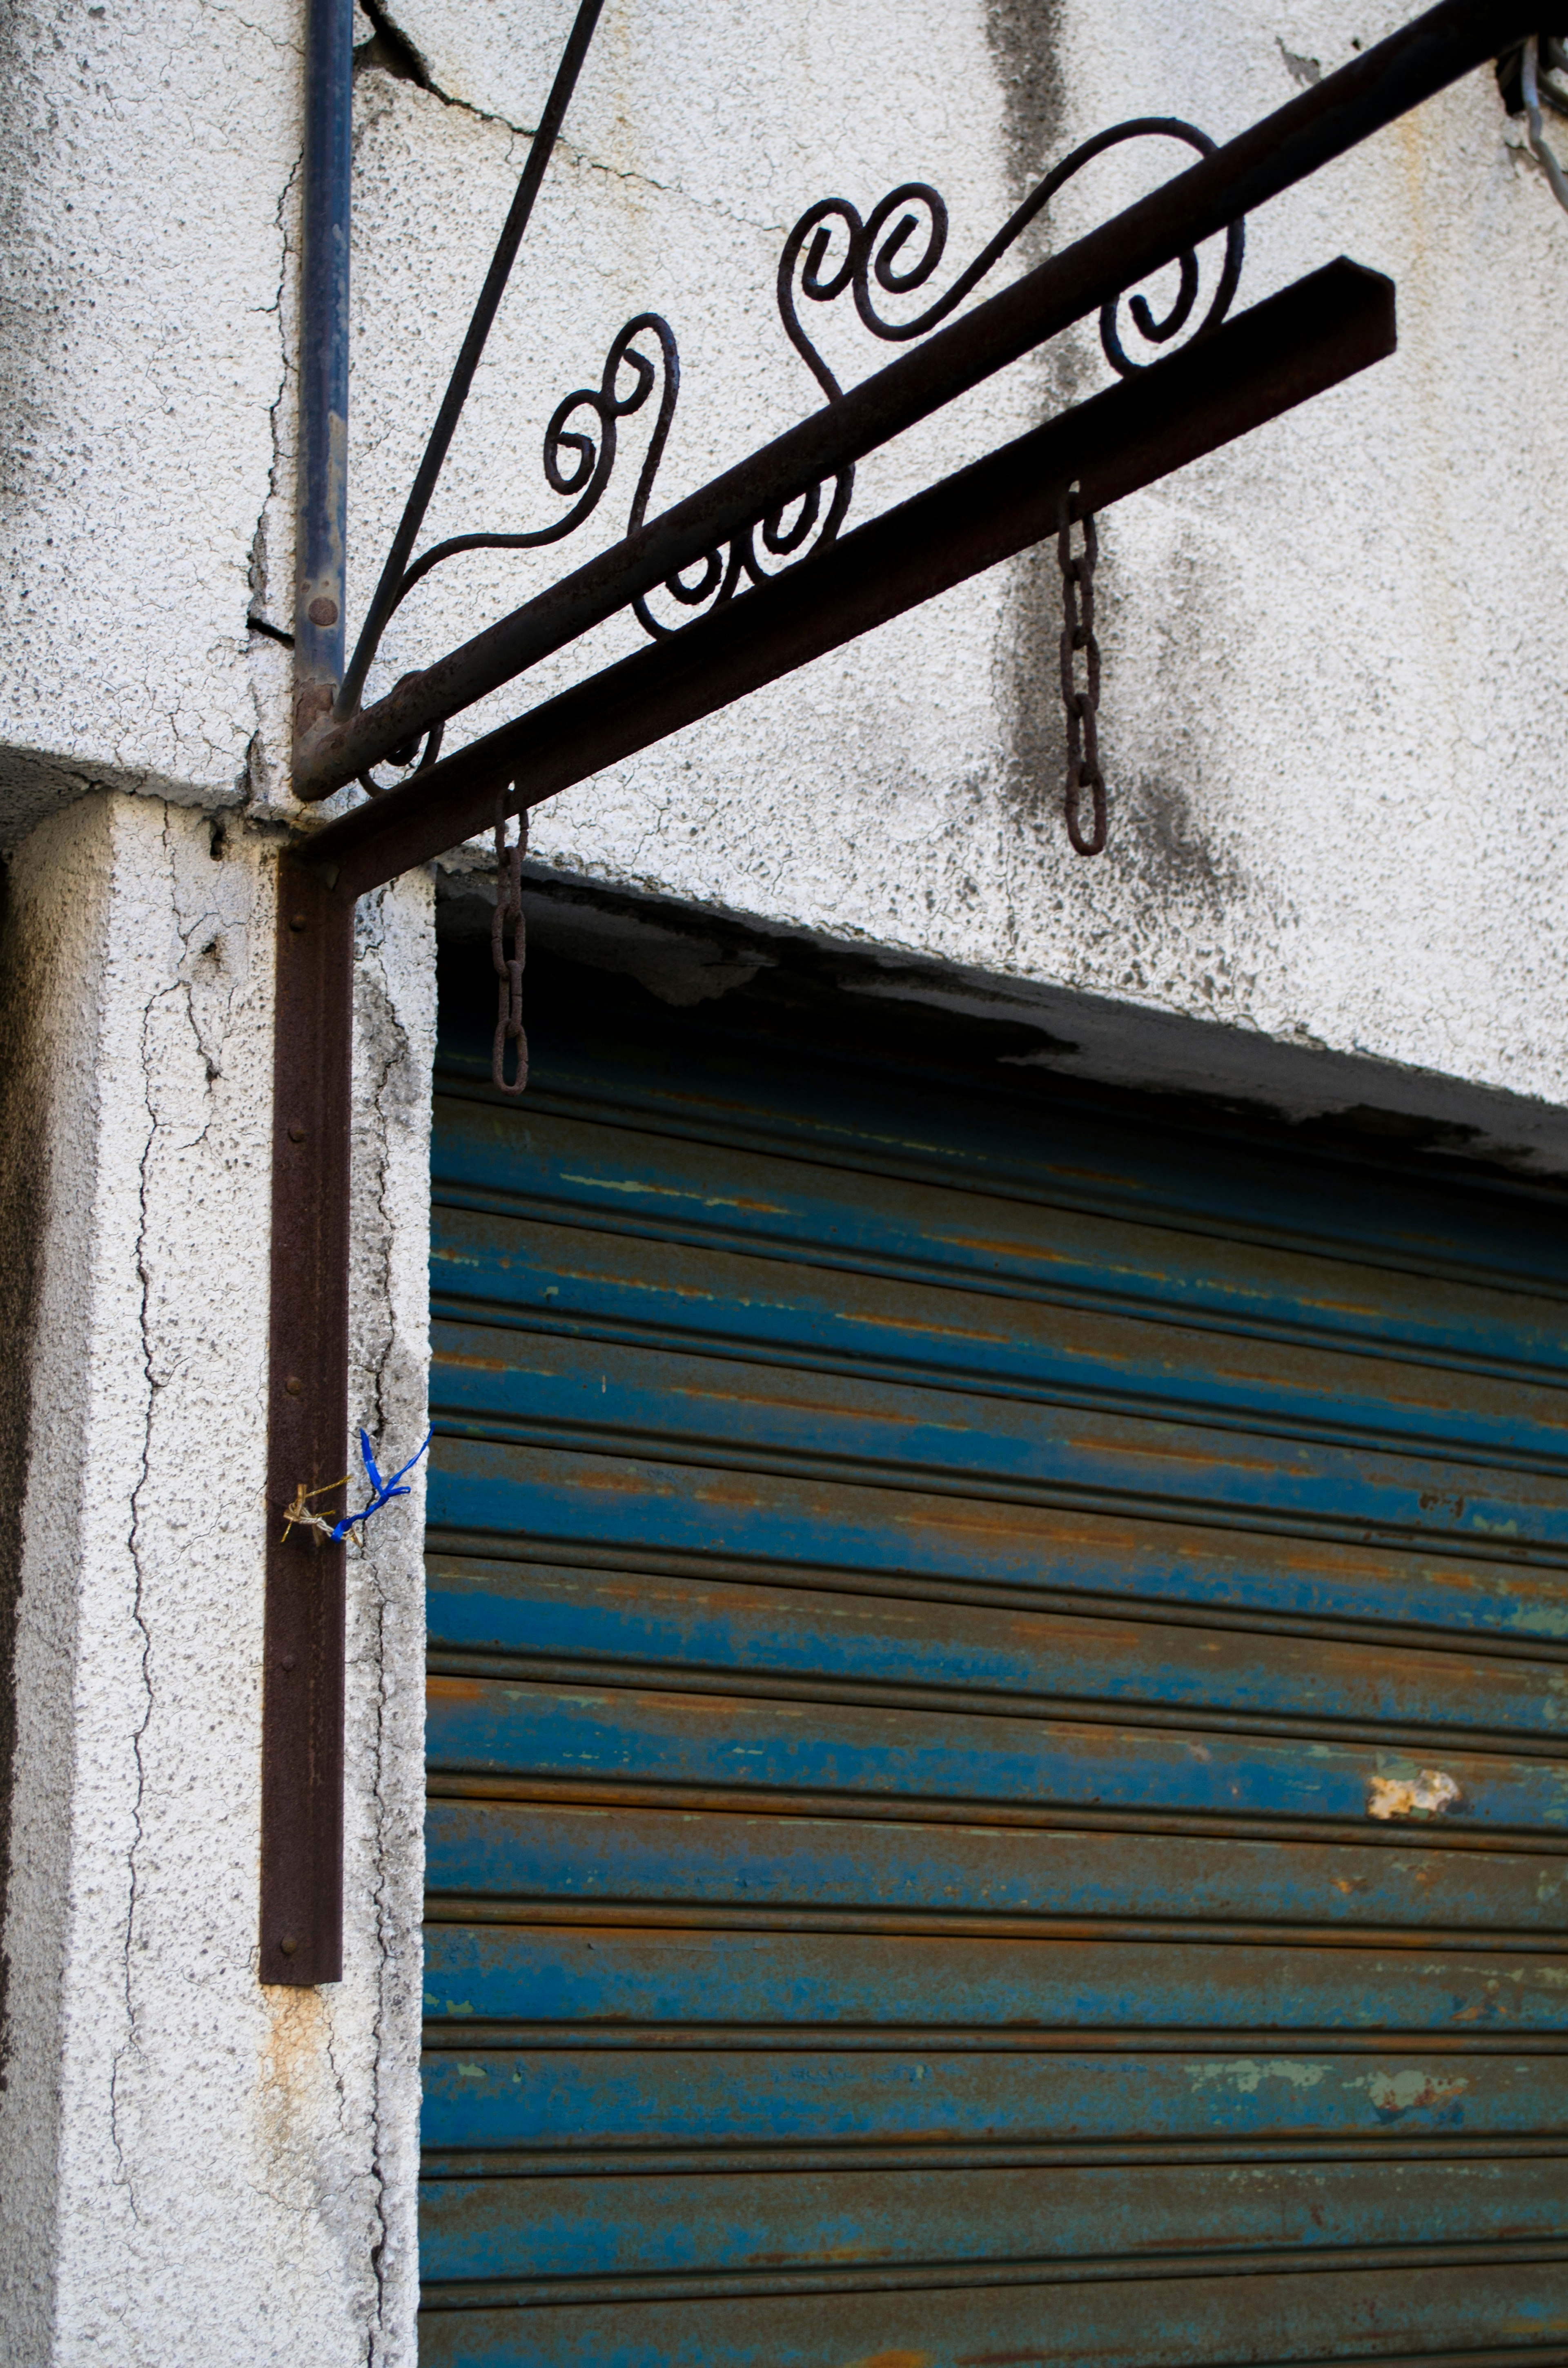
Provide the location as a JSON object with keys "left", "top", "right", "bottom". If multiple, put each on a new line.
{"left": 491, "top": 793, "right": 529, "bottom": 1095}
{"left": 1057, "top": 484, "right": 1107, "bottom": 857}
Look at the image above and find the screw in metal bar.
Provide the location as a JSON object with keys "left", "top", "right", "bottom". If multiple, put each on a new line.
{"left": 492, "top": 792, "right": 529, "bottom": 1095}
{"left": 1056, "top": 482, "right": 1107, "bottom": 856}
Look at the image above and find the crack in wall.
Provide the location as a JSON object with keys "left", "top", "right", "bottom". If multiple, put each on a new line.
{"left": 108, "top": 812, "right": 253, "bottom": 2232}
{"left": 356, "top": 0, "right": 784, "bottom": 235}
{"left": 249, "top": 149, "right": 301, "bottom": 637}
{"left": 108, "top": 868, "right": 170, "bottom": 2229}
{"left": 245, "top": 138, "right": 302, "bottom": 808}
{"left": 354, "top": 0, "right": 431, "bottom": 92}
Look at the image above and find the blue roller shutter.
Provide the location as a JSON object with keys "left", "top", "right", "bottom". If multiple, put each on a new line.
{"left": 419, "top": 946, "right": 1568, "bottom": 2367}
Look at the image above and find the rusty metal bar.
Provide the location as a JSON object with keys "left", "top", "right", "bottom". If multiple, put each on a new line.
{"left": 294, "top": 0, "right": 1523, "bottom": 803}
{"left": 260, "top": 855, "right": 354, "bottom": 1986}
{"left": 265, "top": 0, "right": 355, "bottom": 1989}
{"left": 305, "top": 257, "right": 1394, "bottom": 898}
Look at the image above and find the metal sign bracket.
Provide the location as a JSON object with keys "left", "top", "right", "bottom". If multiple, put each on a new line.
{"left": 259, "top": 0, "right": 1532, "bottom": 1982}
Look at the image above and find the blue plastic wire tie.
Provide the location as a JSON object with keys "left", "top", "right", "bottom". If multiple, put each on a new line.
{"left": 330, "top": 1426, "right": 434, "bottom": 1543}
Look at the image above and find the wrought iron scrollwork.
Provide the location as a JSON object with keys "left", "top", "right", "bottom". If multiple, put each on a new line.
{"left": 628, "top": 118, "right": 1245, "bottom": 644}
{"left": 390, "top": 312, "right": 680, "bottom": 608}
{"left": 630, "top": 451, "right": 853, "bottom": 640}
{"left": 354, "top": 313, "right": 679, "bottom": 793}
{"left": 356, "top": 685, "right": 446, "bottom": 798}
{"left": 778, "top": 118, "right": 1244, "bottom": 395}
{"left": 343, "top": 4, "right": 1247, "bottom": 760}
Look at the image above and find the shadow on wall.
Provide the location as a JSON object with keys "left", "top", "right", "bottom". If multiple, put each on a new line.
{"left": 0, "top": 858, "right": 49, "bottom": 2087}
{"left": 980, "top": 0, "right": 1274, "bottom": 948}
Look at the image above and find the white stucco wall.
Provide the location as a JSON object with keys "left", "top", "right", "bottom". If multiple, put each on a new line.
{"left": 0, "top": 794, "right": 431, "bottom": 2366}
{"left": 0, "top": 0, "right": 301, "bottom": 829}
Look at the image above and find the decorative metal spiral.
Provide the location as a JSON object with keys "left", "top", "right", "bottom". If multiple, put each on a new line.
{"left": 627, "top": 116, "right": 1244, "bottom": 648}
{"left": 357, "top": 312, "right": 679, "bottom": 792}
{"left": 630, "top": 466, "right": 854, "bottom": 641}
{"left": 397, "top": 311, "right": 679, "bottom": 598}
{"left": 778, "top": 118, "right": 1243, "bottom": 396}
{"left": 352, "top": 114, "right": 1246, "bottom": 755}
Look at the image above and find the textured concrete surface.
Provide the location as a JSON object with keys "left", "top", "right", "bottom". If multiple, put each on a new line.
{"left": 0, "top": 796, "right": 430, "bottom": 2366}
{"left": 0, "top": 0, "right": 301, "bottom": 831}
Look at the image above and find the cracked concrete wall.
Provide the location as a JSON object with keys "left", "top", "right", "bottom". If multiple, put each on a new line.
{"left": 0, "top": 793, "right": 431, "bottom": 2367}
{"left": 0, "top": 0, "right": 300, "bottom": 835}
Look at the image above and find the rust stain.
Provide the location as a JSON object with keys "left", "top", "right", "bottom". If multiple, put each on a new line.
{"left": 567, "top": 1467, "right": 675, "bottom": 1498}
{"left": 1077, "top": 1434, "right": 1285, "bottom": 1476}
{"left": 953, "top": 2351, "right": 1053, "bottom": 2366}
{"left": 668, "top": 1377, "right": 925, "bottom": 1429}
{"left": 256, "top": 1987, "right": 335, "bottom": 2163}
{"left": 259, "top": 1985, "right": 330, "bottom": 2094}
{"left": 1363, "top": 2066, "right": 1469, "bottom": 2121}
{"left": 690, "top": 1476, "right": 775, "bottom": 1508}
{"left": 557, "top": 1168, "right": 790, "bottom": 1217}
{"left": 945, "top": 1231, "right": 1073, "bottom": 1262}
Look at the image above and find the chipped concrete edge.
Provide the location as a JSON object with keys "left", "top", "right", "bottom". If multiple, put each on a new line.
{"left": 437, "top": 858, "right": 1568, "bottom": 1178}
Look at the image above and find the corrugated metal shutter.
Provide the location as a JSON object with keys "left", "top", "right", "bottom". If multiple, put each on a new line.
{"left": 419, "top": 945, "right": 1568, "bottom": 2368}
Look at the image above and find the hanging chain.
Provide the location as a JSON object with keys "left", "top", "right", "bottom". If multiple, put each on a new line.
{"left": 1057, "top": 484, "right": 1107, "bottom": 857}
{"left": 492, "top": 792, "right": 529, "bottom": 1095}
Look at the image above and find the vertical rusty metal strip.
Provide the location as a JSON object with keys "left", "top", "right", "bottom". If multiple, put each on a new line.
{"left": 260, "top": 856, "right": 353, "bottom": 1987}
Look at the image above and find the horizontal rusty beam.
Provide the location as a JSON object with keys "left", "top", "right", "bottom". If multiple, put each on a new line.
{"left": 306, "top": 257, "right": 1394, "bottom": 898}
{"left": 294, "top": 0, "right": 1519, "bottom": 803}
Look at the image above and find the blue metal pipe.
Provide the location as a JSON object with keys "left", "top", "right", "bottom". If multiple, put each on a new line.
{"left": 292, "top": 0, "right": 353, "bottom": 753}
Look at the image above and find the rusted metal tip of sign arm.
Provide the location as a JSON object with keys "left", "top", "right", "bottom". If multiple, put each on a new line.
{"left": 305, "top": 257, "right": 1396, "bottom": 901}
